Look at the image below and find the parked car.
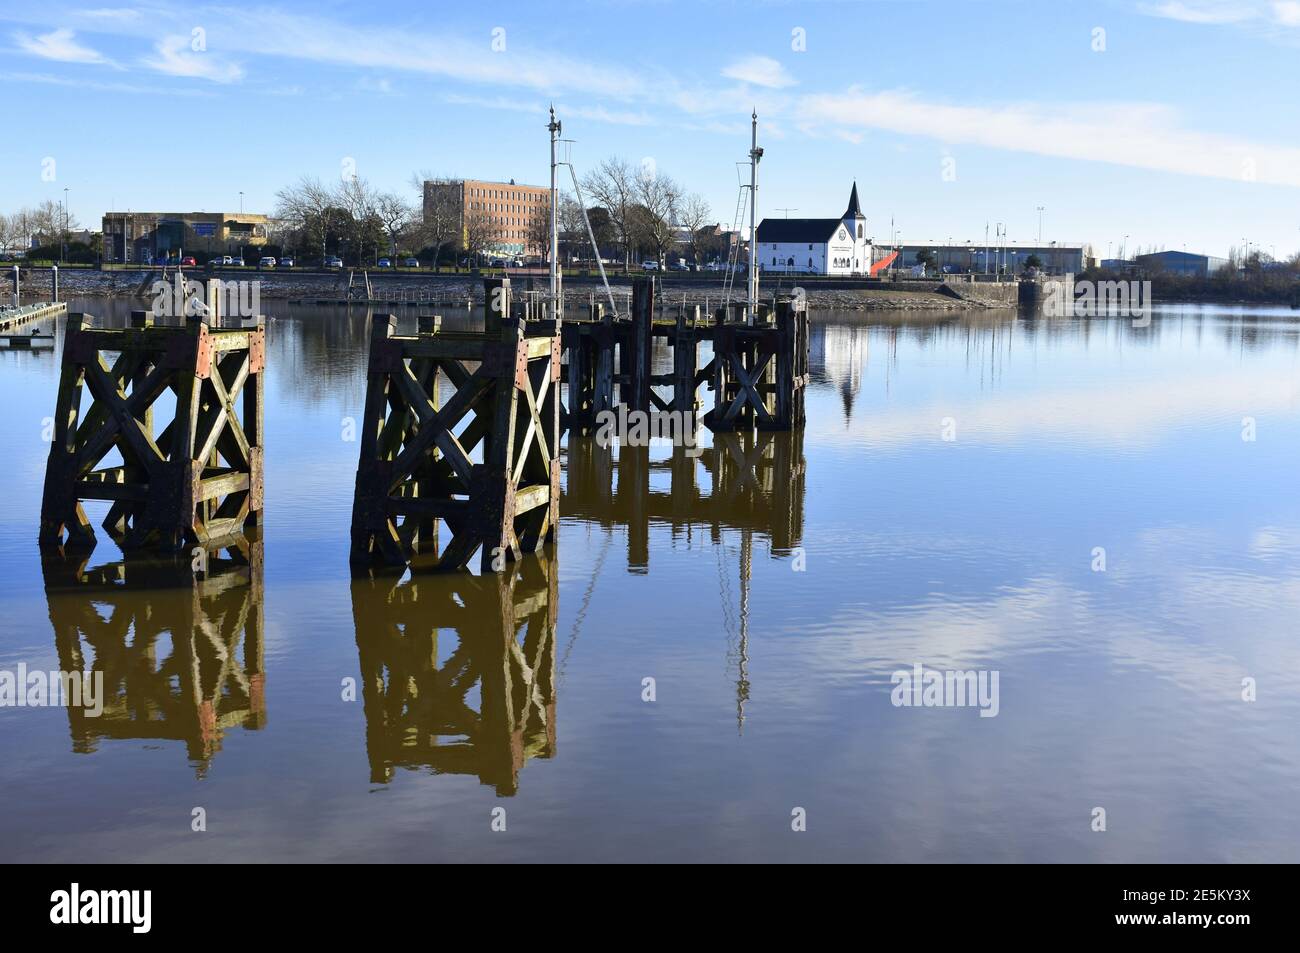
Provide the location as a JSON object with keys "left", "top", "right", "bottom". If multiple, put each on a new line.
{"left": 324, "top": 256, "right": 344, "bottom": 269}
{"left": 641, "top": 260, "right": 659, "bottom": 271}
{"left": 181, "top": 256, "right": 197, "bottom": 267}
{"left": 279, "top": 256, "right": 295, "bottom": 268}
{"left": 231, "top": 256, "right": 244, "bottom": 267}
{"left": 489, "top": 258, "right": 506, "bottom": 268}
{"left": 259, "top": 256, "right": 277, "bottom": 268}
{"left": 376, "top": 258, "right": 391, "bottom": 268}
{"left": 403, "top": 257, "right": 420, "bottom": 268}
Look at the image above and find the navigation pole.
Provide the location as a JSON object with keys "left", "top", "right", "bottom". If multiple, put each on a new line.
{"left": 548, "top": 105, "right": 562, "bottom": 322}
{"left": 747, "top": 110, "right": 763, "bottom": 325}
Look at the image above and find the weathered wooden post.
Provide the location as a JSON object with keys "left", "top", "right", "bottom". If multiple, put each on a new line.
{"left": 40, "top": 307, "right": 265, "bottom": 553}
{"left": 349, "top": 276, "right": 560, "bottom": 574}
{"left": 629, "top": 276, "right": 654, "bottom": 414}
{"left": 673, "top": 304, "right": 700, "bottom": 414}
{"left": 593, "top": 302, "right": 614, "bottom": 418}
{"left": 769, "top": 295, "right": 808, "bottom": 429}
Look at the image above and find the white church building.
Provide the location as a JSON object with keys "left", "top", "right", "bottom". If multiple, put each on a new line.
{"left": 753, "top": 183, "right": 874, "bottom": 276}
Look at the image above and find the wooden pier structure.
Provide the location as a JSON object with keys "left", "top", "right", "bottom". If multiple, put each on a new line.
{"left": 42, "top": 532, "right": 265, "bottom": 772}
{"left": 349, "top": 278, "right": 561, "bottom": 573}
{"left": 350, "top": 551, "right": 557, "bottom": 794}
{"left": 40, "top": 297, "right": 265, "bottom": 554}
{"left": 560, "top": 277, "right": 808, "bottom": 435}
{"left": 1, "top": 300, "right": 67, "bottom": 332}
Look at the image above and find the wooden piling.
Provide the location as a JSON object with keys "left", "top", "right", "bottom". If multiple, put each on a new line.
{"left": 40, "top": 310, "right": 265, "bottom": 553}
{"left": 349, "top": 278, "right": 560, "bottom": 574}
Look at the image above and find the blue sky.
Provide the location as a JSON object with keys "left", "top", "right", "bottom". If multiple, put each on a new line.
{"left": 1, "top": 0, "right": 1298, "bottom": 259}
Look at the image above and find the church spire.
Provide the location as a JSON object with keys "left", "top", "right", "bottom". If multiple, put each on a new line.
{"left": 843, "top": 181, "right": 862, "bottom": 219}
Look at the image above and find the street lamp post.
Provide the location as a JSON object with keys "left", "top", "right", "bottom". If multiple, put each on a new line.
{"left": 1036, "top": 206, "right": 1045, "bottom": 244}
{"left": 62, "top": 187, "right": 70, "bottom": 263}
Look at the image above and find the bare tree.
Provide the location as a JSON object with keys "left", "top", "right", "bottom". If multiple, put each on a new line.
{"left": 527, "top": 196, "right": 552, "bottom": 263}
{"left": 338, "top": 176, "right": 386, "bottom": 263}
{"left": 582, "top": 158, "right": 636, "bottom": 270}
{"left": 0, "top": 213, "right": 24, "bottom": 258}
{"left": 461, "top": 205, "right": 498, "bottom": 265}
{"left": 412, "top": 173, "right": 463, "bottom": 270}
{"left": 23, "top": 200, "right": 76, "bottom": 246}
{"left": 633, "top": 167, "right": 681, "bottom": 267}
{"left": 676, "top": 192, "right": 712, "bottom": 265}
{"left": 374, "top": 192, "right": 414, "bottom": 259}
{"left": 275, "top": 176, "right": 345, "bottom": 262}
{"left": 557, "top": 193, "right": 589, "bottom": 264}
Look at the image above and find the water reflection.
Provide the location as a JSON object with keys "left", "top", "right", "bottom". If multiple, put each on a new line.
{"left": 349, "top": 551, "right": 557, "bottom": 795}
{"left": 40, "top": 534, "right": 265, "bottom": 775}
{"left": 563, "top": 430, "right": 806, "bottom": 572}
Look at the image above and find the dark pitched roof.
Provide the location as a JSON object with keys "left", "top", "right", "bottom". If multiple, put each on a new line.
{"left": 843, "top": 182, "right": 862, "bottom": 219}
{"left": 755, "top": 218, "right": 840, "bottom": 243}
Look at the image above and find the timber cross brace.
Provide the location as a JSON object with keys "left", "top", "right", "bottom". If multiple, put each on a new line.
{"left": 349, "top": 282, "right": 561, "bottom": 574}
{"left": 558, "top": 282, "right": 809, "bottom": 435}
{"left": 39, "top": 311, "right": 265, "bottom": 554}
{"left": 702, "top": 297, "right": 809, "bottom": 432}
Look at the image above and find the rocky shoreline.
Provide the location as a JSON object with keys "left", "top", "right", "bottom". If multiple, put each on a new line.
{"left": 9, "top": 268, "right": 1009, "bottom": 312}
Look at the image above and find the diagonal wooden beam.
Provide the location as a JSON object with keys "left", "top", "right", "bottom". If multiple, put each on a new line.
{"left": 84, "top": 356, "right": 167, "bottom": 476}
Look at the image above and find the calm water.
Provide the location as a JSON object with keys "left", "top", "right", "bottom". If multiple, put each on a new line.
{"left": 2, "top": 300, "right": 1298, "bottom": 863}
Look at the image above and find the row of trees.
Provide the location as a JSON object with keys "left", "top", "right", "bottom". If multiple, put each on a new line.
{"left": 576, "top": 158, "right": 716, "bottom": 267}
{"left": 273, "top": 177, "right": 416, "bottom": 265}
{"left": 273, "top": 158, "right": 723, "bottom": 270}
{"left": 0, "top": 200, "right": 86, "bottom": 259}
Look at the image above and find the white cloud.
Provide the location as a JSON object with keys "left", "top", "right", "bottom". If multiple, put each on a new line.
{"left": 1140, "top": 0, "right": 1300, "bottom": 26}
{"left": 142, "top": 35, "right": 243, "bottom": 83}
{"left": 721, "top": 55, "right": 796, "bottom": 89}
{"left": 1274, "top": 1, "right": 1300, "bottom": 25}
{"left": 800, "top": 87, "right": 1300, "bottom": 187}
{"left": 356, "top": 76, "right": 393, "bottom": 95}
{"left": 80, "top": 7, "right": 142, "bottom": 21}
{"left": 14, "top": 27, "right": 111, "bottom": 65}
{"left": 1141, "top": 1, "right": 1260, "bottom": 23}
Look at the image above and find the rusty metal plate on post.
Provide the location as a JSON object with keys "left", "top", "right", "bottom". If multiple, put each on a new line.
{"left": 248, "top": 329, "right": 266, "bottom": 374}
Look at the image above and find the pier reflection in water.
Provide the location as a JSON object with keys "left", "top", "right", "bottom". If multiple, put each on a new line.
{"left": 350, "top": 553, "right": 557, "bottom": 795}
{"left": 8, "top": 302, "right": 1299, "bottom": 861}
{"left": 41, "top": 534, "right": 265, "bottom": 774}
{"left": 564, "top": 430, "right": 805, "bottom": 571}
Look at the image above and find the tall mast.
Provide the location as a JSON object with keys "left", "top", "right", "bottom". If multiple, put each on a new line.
{"left": 548, "top": 105, "right": 561, "bottom": 322}
{"left": 747, "top": 110, "right": 762, "bottom": 324}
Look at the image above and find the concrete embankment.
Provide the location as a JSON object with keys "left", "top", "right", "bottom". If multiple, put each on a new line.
{"left": 8, "top": 267, "right": 1018, "bottom": 312}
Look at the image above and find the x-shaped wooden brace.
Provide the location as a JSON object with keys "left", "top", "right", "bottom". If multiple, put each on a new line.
{"left": 194, "top": 354, "right": 252, "bottom": 469}
{"left": 79, "top": 353, "right": 168, "bottom": 478}
{"left": 721, "top": 350, "right": 775, "bottom": 426}
{"left": 512, "top": 353, "right": 552, "bottom": 487}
